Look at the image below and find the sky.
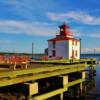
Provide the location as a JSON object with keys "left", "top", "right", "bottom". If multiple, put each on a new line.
{"left": 0, "top": 0, "right": 100, "bottom": 53}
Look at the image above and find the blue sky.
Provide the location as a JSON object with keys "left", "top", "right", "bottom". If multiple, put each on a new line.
{"left": 0, "top": 0, "right": 100, "bottom": 53}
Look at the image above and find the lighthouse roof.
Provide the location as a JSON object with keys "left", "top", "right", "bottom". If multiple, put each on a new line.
{"left": 48, "top": 37, "right": 79, "bottom": 42}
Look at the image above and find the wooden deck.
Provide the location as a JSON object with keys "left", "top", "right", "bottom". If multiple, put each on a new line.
{"left": 0, "top": 63, "right": 86, "bottom": 87}
{"left": 0, "top": 58, "right": 96, "bottom": 100}
{"left": 0, "top": 58, "right": 96, "bottom": 87}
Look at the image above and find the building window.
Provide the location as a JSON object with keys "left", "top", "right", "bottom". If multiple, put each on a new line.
{"left": 53, "top": 41, "right": 56, "bottom": 48}
{"left": 52, "top": 50, "right": 56, "bottom": 57}
{"left": 72, "top": 40, "right": 74, "bottom": 45}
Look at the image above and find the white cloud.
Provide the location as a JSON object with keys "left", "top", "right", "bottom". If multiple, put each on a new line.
{"left": 95, "top": 48, "right": 100, "bottom": 52}
{"left": 0, "top": 0, "right": 56, "bottom": 21}
{"left": 0, "top": 20, "right": 85, "bottom": 37}
{"left": 0, "top": 0, "right": 40, "bottom": 21}
{"left": 47, "top": 11, "right": 100, "bottom": 25}
{"left": 82, "top": 48, "right": 93, "bottom": 52}
{"left": 0, "top": 19, "right": 84, "bottom": 37}
{"left": 82, "top": 47, "right": 100, "bottom": 52}
{"left": 0, "top": 20, "right": 56, "bottom": 36}
{"left": 0, "top": 19, "right": 100, "bottom": 38}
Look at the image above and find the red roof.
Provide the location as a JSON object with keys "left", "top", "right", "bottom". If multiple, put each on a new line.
{"left": 48, "top": 37, "right": 79, "bottom": 42}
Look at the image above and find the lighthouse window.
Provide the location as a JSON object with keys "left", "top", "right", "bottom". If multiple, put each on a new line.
{"left": 53, "top": 41, "right": 56, "bottom": 48}
{"left": 60, "top": 28, "right": 63, "bottom": 31}
{"left": 52, "top": 50, "right": 56, "bottom": 56}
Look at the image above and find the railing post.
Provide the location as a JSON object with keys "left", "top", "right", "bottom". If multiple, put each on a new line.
{"left": 80, "top": 82, "right": 83, "bottom": 96}
{"left": 60, "top": 93, "right": 63, "bottom": 100}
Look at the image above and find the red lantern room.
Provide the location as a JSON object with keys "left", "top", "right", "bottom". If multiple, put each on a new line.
{"left": 58, "top": 23, "right": 73, "bottom": 37}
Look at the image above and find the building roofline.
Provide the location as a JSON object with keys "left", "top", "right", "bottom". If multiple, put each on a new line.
{"left": 48, "top": 37, "right": 80, "bottom": 42}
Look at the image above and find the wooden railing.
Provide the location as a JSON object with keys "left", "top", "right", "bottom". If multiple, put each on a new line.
{"left": 0, "top": 55, "right": 31, "bottom": 70}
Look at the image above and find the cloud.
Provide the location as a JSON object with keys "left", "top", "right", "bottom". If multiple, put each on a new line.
{"left": 0, "top": 19, "right": 84, "bottom": 37}
{"left": 82, "top": 48, "right": 93, "bottom": 52}
{"left": 0, "top": 20, "right": 100, "bottom": 38}
{"left": 0, "top": 20, "right": 56, "bottom": 36}
{"left": 82, "top": 47, "right": 100, "bottom": 52}
{"left": 0, "top": 0, "right": 58, "bottom": 21}
{"left": 47, "top": 11, "right": 100, "bottom": 25}
{"left": 0, "top": 0, "right": 39, "bottom": 21}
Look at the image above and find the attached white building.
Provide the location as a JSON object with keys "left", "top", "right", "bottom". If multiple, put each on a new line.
{"left": 48, "top": 24, "right": 80, "bottom": 59}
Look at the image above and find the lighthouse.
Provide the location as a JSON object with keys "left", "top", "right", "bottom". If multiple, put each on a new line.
{"left": 48, "top": 23, "right": 80, "bottom": 59}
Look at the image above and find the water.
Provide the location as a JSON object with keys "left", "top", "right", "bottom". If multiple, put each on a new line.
{"left": 94, "top": 65, "right": 100, "bottom": 100}
{"left": 81, "top": 55, "right": 100, "bottom": 100}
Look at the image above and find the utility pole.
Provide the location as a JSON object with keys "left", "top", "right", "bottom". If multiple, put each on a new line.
{"left": 32, "top": 42, "right": 34, "bottom": 59}
{"left": 94, "top": 49, "right": 96, "bottom": 56}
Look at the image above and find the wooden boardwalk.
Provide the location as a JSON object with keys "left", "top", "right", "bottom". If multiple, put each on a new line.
{"left": 0, "top": 58, "right": 96, "bottom": 100}
{"left": 0, "top": 58, "right": 96, "bottom": 87}
{"left": 0, "top": 63, "right": 86, "bottom": 87}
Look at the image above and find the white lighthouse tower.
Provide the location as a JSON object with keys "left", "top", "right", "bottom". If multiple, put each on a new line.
{"left": 48, "top": 23, "right": 80, "bottom": 59}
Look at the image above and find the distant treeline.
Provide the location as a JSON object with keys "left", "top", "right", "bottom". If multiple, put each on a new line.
{"left": 81, "top": 53, "right": 100, "bottom": 56}
{"left": 0, "top": 52, "right": 100, "bottom": 57}
{"left": 0, "top": 52, "right": 46, "bottom": 56}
